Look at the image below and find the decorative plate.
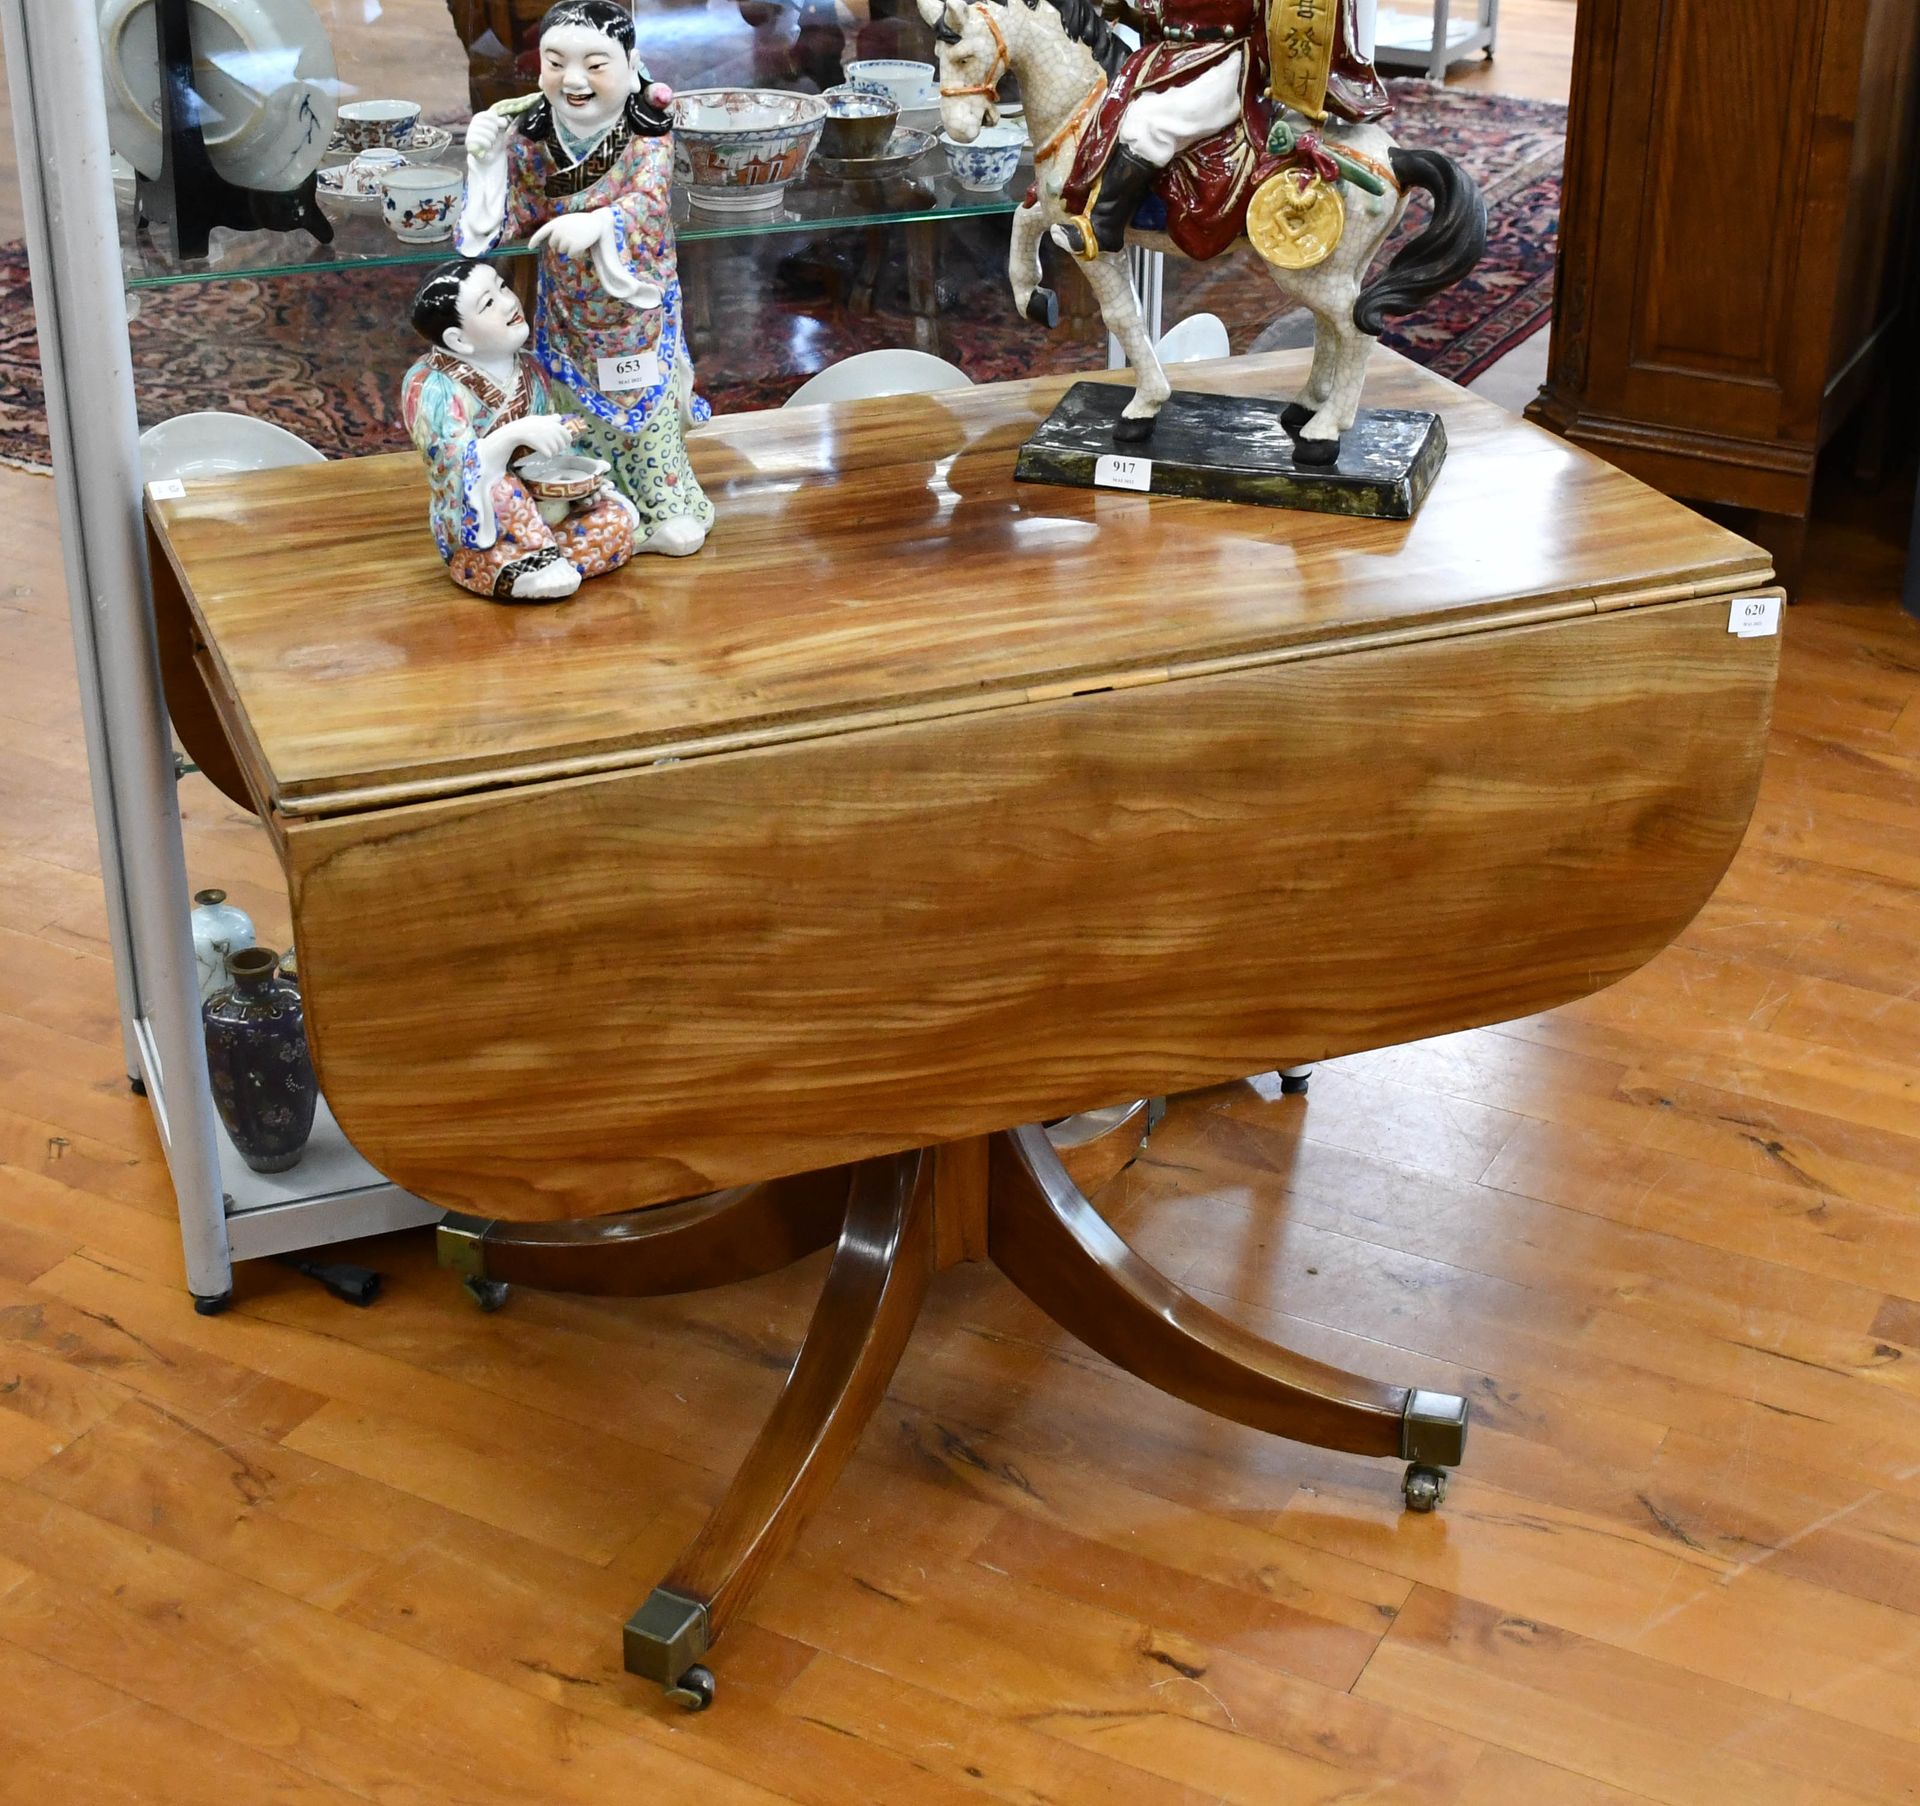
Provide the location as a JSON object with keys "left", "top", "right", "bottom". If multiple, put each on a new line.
{"left": 97, "top": 0, "right": 338, "bottom": 191}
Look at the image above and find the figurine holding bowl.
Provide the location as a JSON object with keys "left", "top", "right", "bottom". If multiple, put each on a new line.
{"left": 401, "top": 259, "right": 637, "bottom": 602}
{"left": 458, "top": 0, "right": 713, "bottom": 557}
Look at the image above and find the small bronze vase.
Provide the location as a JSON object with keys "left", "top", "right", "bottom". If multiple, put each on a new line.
{"left": 203, "top": 946, "right": 318, "bottom": 1173}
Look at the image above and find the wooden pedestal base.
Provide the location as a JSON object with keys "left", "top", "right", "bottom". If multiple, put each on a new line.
{"left": 436, "top": 1104, "right": 1469, "bottom": 1710}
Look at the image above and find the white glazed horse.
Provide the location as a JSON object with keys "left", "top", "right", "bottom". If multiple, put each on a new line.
{"left": 922, "top": 0, "right": 1486, "bottom": 457}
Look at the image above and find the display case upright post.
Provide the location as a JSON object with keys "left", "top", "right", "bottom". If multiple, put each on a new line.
{"left": 1, "top": 0, "right": 234, "bottom": 1303}
{"left": 4, "top": 0, "right": 445, "bottom": 1307}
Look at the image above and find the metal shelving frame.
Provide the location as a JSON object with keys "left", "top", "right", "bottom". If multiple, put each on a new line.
{"left": 1, "top": 0, "right": 1177, "bottom": 1303}
{"left": 1, "top": 0, "right": 440, "bottom": 1306}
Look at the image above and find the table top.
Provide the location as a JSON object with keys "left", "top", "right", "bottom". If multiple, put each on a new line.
{"left": 148, "top": 349, "right": 1773, "bottom": 820}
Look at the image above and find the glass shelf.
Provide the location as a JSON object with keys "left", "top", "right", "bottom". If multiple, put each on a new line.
{"left": 120, "top": 155, "right": 1032, "bottom": 290}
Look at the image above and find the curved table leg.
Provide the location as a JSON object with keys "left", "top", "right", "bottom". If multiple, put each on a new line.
{"left": 624, "top": 1149, "right": 932, "bottom": 1706}
{"left": 987, "top": 1123, "right": 1468, "bottom": 1476}
{"left": 1044, "top": 1097, "right": 1162, "bottom": 1198}
{"left": 435, "top": 1165, "right": 855, "bottom": 1299}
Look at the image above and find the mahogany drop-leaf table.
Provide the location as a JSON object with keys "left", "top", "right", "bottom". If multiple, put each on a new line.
{"left": 148, "top": 350, "right": 1780, "bottom": 1709}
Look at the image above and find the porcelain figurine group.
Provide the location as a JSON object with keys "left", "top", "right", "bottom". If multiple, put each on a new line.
{"left": 404, "top": 0, "right": 710, "bottom": 602}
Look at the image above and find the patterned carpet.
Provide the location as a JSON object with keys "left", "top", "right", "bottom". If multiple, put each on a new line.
{"left": 0, "top": 82, "right": 1562, "bottom": 472}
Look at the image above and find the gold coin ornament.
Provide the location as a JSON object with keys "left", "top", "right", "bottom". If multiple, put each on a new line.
{"left": 1248, "top": 171, "right": 1346, "bottom": 271}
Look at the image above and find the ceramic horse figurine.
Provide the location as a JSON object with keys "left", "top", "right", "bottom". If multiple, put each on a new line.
{"left": 922, "top": 0, "right": 1487, "bottom": 459}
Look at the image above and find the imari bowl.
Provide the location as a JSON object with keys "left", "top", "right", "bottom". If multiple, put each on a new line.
{"left": 337, "top": 97, "right": 421, "bottom": 149}
{"left": 672, "top": 88, "right": 828, "bottom": 213}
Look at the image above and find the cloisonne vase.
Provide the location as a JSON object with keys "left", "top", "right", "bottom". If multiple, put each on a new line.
{"left": 203, "top": 946, "right": 318, "bottom": 1173}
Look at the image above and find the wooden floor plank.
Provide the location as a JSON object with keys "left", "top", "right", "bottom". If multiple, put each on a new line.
{"left": 1357, "top": 1587, "right": 1915, "bottom": 1806}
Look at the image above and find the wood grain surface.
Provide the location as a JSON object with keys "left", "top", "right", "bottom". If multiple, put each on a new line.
{"left": 148, "top": 348, "right": 1772, "bottom": 815}
{"left": 286, "top": 593, "right": 1775, "bottom": 1218}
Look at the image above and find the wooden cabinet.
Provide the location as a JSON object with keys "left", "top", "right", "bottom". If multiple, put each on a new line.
{"left": 1528, "top": 0, "right": 1920, "bottom": 555}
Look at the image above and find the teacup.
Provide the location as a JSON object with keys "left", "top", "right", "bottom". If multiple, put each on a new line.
{"left": 820, "top": 86, "right": 898, "bottom": 160}
{"left": 843, "top": 60, "right": 937, "bottom": 114}
{"left": 342, "top": 147, "right": 406, "bottom": 196}
{"left": 382, "top": 166, "right": 462, "bottom": 242}
{"left": 940, "top": 122, "right": 1024, "bottom": 191}
{"left": 338, "top": 99, "right": 421, "bottom": 149}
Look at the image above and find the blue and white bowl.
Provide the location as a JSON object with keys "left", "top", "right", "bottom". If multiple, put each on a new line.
{"left": 939, "top": 123, "right": 1024, "bottom": 191}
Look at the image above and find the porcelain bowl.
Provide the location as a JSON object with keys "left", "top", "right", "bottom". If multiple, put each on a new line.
{"left": 381, "top": 165, "right": 461, "bottom": 241}
{"left": 337, "top": 97, "right": 420, "bottom": 149}
{"left": 514, "top": 452, "right": 608, "bottom": 504}
{"left": 939, "top": 122, "right": 1024, "bottom": 190}
{"left": 819, "top": 86, "right": 898, "bottom": 161}
{"left": 843, "top": 59, "right": 938, "bottom": 113}
{"left": 672, "top": 88, "right": 828, "bottom": 211}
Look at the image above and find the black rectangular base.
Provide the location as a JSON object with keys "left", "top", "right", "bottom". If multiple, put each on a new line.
{"left": 1014, "top": 383, "right": 1448, "bottom": 521}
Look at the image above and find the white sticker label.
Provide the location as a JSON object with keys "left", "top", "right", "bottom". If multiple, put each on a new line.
{"left": 1728, "top": 594, "right": 1781, "bottom": 638}
{"left": 146, "top": 478, "right": 186, "bottom": 501}
{"left": 596, "top": 350, "right": 661, "bottom": 394}
{"left": 1093, "top": 453, "right": 1152, "bottom": 493}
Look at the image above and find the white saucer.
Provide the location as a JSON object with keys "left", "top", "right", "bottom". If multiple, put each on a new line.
{"left": 315, "top": 159, "right": 387, "bottom": 210}
{"left": 98, "top": 0, "right": 338, "bottom": 192}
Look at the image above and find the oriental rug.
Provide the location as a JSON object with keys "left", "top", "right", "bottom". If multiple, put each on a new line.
{"left": 0, "top": 81, "right": 1562, "bottom": 473}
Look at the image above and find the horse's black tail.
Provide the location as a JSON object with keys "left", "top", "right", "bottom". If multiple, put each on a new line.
{"left": 1352, "top": 147, "right": 1488, "bottom": 337}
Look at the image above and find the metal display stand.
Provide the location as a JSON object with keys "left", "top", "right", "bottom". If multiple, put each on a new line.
{"left": 0, "top": 0, "right": 439, "bottom": 1309}
{"left": 1373, "top": 0, "right": 1497, "bottom": 82}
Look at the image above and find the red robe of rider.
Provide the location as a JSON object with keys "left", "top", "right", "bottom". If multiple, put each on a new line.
{"left": 1055, "top": 0, "right": 1390, "bottom": 262}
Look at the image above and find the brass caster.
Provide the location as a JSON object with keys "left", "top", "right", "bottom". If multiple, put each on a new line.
{"left": 1403, "top": 1463, "right": 1448, "bottom": 1512}
{"left": 463, "top": 1276, "right": 510, "bottom": 1313}
{"left": 664, "top": 1664, "right": 715, "bottom": 1711}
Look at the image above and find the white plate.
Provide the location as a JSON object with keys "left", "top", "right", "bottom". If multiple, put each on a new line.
{"left": 98, "top": 0, "right": 338, "bottom": 192}
{"left": 138, "top": 411, "right": 326, "bottom": 483}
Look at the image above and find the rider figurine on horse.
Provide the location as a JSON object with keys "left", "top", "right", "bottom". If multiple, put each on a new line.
{"left": 925, "top": 0, "right": 1486, "bottom": 465}
{"left": 1054, "top": 0, "right": 1386, "bottom": 262}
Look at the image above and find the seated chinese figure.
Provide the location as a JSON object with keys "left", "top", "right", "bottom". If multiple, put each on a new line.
{"left": 400, "top": 258, "right": 637, "bottom": 602}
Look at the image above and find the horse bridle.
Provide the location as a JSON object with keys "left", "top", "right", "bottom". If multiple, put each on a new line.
{"left": 937, "top": 3, "right": 1010, "bottom": 98}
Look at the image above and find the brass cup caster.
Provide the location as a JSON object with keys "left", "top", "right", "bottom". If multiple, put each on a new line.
{"left": 1398, "top": 1388, "right": 1466, "bottom": 1513}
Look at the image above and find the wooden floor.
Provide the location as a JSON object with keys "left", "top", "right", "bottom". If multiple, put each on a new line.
{"left": 12, "top": 0, "right": 1920, "bottom": 1800}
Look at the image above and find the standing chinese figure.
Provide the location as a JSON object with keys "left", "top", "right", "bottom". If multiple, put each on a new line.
{"left": 459, "top": 0, "right": 714, "bottom": 557}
